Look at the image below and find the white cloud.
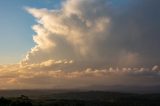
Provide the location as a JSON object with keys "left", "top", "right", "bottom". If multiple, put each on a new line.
{"left": 152, "top": 65, "right": 159, "bottom": 71}
{"left": 1, "top": 0, "right": 159, "bottom": 90}
{"left": 24, "top": 0, "right": 110, "bottom": 64}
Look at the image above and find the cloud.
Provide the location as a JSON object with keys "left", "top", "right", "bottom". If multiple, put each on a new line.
{"left": 23, "top": 0, "right": 160, "bottom": 67}
{"left": 23, "top": 0, "right": 111, "bottom": 64}
{"left": 152, "top": 65, "right": 159, "bottom": 71}
{"left": 0, "top": 61, "right": 160, "bottom": 89}
{"left": 1, "top": 0, "right": 160, "bottom": 90}
{"left": 108, "top": 0, "right": 160, "bottom": 66}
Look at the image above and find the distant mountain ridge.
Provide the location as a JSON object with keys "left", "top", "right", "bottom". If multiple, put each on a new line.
{"left": 82, "top": 85, "right": 160, "bottom": 93}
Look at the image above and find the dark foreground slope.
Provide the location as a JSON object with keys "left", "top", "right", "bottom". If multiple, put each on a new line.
{"left": 0, "top": 90, "right": 160, "bottom": 106}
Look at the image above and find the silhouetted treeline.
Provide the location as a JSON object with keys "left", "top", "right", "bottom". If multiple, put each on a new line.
{"left": 1, "top": 92, "right": 160, "bottom": 106}
{"left": 0, "top": 95, "right": 32, "bottom": 106}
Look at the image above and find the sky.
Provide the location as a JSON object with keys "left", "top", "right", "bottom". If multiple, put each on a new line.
{"left": 0, "top": 0, "right": 62, "bottom": 64}
{"left": 0, "top": 0, "right": 160, "bottom": 91}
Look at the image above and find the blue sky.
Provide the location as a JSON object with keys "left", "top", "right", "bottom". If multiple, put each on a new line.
{"left": 0, "top": 0, "right": 160, "bottom": 90}
{"left": 0, "top": 0, "right": 62, "bottom": 64}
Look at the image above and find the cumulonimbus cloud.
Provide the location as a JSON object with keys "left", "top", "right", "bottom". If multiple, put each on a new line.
{"left": 23, "top": 0, "right": 110, "bottom": 64}
{"left": 23, "top": 0, "right": 160, "bottom": 67}
{"left": 1, "top": 0, "right": 160, "bottom": 90}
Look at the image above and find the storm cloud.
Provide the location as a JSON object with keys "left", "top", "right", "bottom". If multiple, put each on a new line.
{"left": 1, "top": 0, "right": 160, "bottom": 90}
{"left": 22, "top": 0, "right": 160, "bottom": 68}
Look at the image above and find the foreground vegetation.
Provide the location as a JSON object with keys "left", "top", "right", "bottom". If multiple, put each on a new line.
{"left": 0, "top": 95, "right": 32, "bottom": 106}
{"left": 0, "top": 91, "right": 160, "bottom": 106}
